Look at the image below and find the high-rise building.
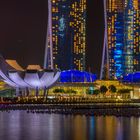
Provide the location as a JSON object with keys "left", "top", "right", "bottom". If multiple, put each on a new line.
{"left": 44, "top": 0, "right": 86, "bottom": 71}
{"left": 101, "top": 0, "right": 140, "bottom": 79}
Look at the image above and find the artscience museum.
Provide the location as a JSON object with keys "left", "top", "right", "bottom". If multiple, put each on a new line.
{"left": 0, "top": 55, "right": 61, "bottom": 96}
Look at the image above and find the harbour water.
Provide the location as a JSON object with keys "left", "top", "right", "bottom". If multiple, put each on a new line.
{"left": 0, "top": 111, "right": 139, "bottom": 140}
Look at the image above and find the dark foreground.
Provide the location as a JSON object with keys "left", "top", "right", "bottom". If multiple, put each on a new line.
{"left": 0, "top": 103, "right": 140, "bottom": 117}
{"left": 0, "top": 111, "right": 139, "bottom": 140}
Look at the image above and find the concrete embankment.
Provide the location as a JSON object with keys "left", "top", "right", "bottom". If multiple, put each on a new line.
{"left": 0, "top": 103, "right": 140, "bottom": 117}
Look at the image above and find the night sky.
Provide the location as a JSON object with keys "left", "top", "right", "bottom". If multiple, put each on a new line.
{"left": 0, "top": 0, "right": 104, "bottom": 77}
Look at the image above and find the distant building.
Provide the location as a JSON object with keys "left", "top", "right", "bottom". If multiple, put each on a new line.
{"left": 0, "top": 55, "right": 60, "bottom": 96}
{"left": 44, "top": 0, "right": 86, "bottom": 71}
{"left": 60, "top": 70, "right": 97, "bottom": 83}
{"left": 101, "top": 0, "right": 140, "bottom": 79}
{"left": 50, "top": 70, "right": 97, "bottom": 95}
{"left": 123, "top": 72, "right": 140, "bottom": 83}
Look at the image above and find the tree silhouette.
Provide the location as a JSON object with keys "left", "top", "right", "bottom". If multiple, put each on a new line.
{"left": 108, "top": 85, "right": 117, "bottom": 93}
{"left": 100, "top": 85, "right": 108, "bottom": 94}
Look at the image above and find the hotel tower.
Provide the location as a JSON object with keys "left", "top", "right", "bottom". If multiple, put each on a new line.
{"left": 101, "top": 0, "right": 140, "bottom": 79}
{"left": 44, "top": 0, "right": 86, "bottom": 71}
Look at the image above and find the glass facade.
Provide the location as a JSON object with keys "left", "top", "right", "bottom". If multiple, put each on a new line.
{"left": 51, "top": 0, "right": 86, "bottom": 71}
{"left": 60, "top": 70, "right": 97, "bottom": 83}
{"left": 123, "top": 72, "right": 140, "bottom": 83}
{"left": 106, "top": 0, "right": 140, "bottom": 79}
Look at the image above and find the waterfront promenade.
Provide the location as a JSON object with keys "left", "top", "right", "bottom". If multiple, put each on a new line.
{"left": 0, "top": 97, "right": 140, "bottom": 117}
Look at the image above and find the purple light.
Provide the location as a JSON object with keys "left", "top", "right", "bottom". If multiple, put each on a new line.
{"left": 0, "top": 56, "right": 60, "bottom": 90}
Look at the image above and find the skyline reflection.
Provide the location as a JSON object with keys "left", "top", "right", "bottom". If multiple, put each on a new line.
{"left": 0, "top": 111, "right": 139, "bottom": 140}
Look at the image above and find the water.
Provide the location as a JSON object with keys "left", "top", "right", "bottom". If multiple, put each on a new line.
{"left": 0, "top": 111, "right": 139, "bottom": 140}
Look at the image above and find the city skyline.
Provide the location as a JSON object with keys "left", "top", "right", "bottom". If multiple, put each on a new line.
{"left": 0, "top": 0, "right": 104, "bottom": 77}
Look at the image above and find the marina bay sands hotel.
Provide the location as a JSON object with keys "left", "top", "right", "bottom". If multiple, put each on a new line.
{"left": 44, "top": 0, "right": 86, "bottom": 71}
{"left": 45, "top": 0, "right": 140, "bottom": 80}
{"left": 101, "top": 0, "right": 140, "bottom": 79}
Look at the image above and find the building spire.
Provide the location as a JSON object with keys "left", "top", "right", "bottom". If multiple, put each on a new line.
{"left": 44, "top": 0, "right": 53, "bottom": 69}
{"left": 100, "top": 0, "right": 109, "bottom": 80}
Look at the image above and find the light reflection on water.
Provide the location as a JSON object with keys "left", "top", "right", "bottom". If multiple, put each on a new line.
{"left": 0, "top": 111, "right": 139, "bottom": 140}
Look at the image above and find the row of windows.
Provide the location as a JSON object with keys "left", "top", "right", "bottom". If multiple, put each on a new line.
{"left": 107, "top": 0, "right": 140, "bottom": 78}
{"left": 51, "top": 0, "right": 86, "bottom": 71}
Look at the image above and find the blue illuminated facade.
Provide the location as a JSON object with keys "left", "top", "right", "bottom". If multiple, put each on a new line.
{"left": 106, "top": 0, "right": 140, "bottom": 79}
{"left": 60, "top": 70, "right": 97, "bottom": 83}
{"left": 113, "top": 13, "right": 124, "bottom": 78}
{"left": 122, "top": 72, "right": 140, "bottom": 83}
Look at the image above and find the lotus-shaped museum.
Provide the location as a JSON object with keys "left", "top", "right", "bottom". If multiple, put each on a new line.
{"left": 0, "top": 55, "right": 60, "bottom": 96}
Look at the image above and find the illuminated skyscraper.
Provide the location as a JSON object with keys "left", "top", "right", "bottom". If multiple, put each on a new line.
{"left": 44, "top": 0, "right": 86, "bottom": 71}
{"left": 101, "top": 0, "right": 140, "bottom": 79}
